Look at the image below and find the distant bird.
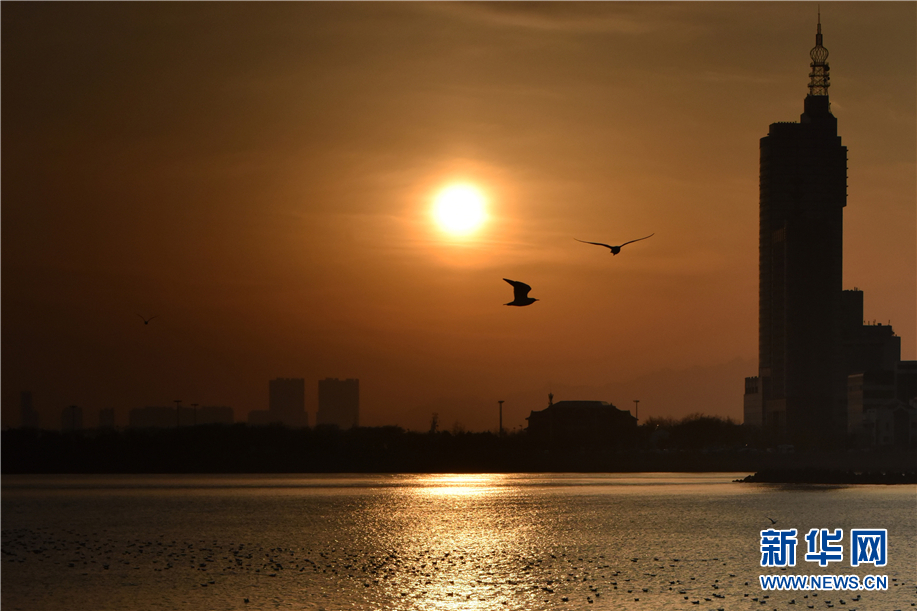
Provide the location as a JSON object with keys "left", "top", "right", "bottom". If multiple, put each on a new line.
{"left": 575, "top": 233, "right": 654, "bottom": 255}
{"left": 137, "top": 314, "right": 158, "bottom": 325}
{"left": 766, "top": 516, "right": 778, "bottom": 525}
{"left": 503, "top": 278, "right": 539, "bottom": 306}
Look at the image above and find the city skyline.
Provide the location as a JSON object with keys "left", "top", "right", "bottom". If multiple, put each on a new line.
{"left": 3, "top": 3, "right": 915, "bottom": 433}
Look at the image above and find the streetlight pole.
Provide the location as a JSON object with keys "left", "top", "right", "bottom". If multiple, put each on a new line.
{"left": 498, "top": 400, "right": 504, "bottom": 436}
{"left": 633, "top": 399, "right": 640, "bottom": 424}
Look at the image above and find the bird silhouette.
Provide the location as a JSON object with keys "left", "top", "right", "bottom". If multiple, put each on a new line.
{"left": 575, "top": 233, "right": 654, "bottom": 255}
{"left": 137, "top": 314, "right": 158, "bottom": 325}
{"left": 766, "top": 516, "right": 778, "bottom": 525}
{"left": 503, "top": 279, "right": 539, "bottom": 306}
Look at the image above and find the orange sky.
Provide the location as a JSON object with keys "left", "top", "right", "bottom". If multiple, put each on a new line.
{"left": 3, "top": 2, "right": 915, "bottom": 432}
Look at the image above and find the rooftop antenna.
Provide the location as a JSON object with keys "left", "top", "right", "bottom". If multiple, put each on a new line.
{"left": 808, "top": 7, "right": 830, "bottom": 97}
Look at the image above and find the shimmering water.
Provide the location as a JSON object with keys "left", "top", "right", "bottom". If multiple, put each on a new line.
{"left": 2, "top": 473, "right": 915, "bottom": 610}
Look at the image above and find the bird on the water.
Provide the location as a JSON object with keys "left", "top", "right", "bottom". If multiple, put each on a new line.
{"left": 503, "top": 279, "right": 539, "bottom": 306}
{"left": 137, "top": 314, "right": 158, "bottom": 325}
{"left": 575, "top": 233, "right": 654, "bottom": 255}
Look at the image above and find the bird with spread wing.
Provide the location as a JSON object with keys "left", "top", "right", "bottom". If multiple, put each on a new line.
{"left": 575, "top": 233, "right": 654, "bottom": 255}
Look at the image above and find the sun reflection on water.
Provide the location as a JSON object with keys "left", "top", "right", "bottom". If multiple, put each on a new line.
{"left": 413, "top": 473, "right": 507, "bottom": 497}
{"left": 356, "top": 473, "right": 546, "bottom": 610}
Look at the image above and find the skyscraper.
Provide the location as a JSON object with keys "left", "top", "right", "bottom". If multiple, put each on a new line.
{"left": 748, "top": 17, "right": 848, "bottom": 445}
{"left": 317, "top": 378, "right": 359, "bottom": 429}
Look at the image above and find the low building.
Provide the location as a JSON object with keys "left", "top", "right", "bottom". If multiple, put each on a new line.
{"left": 848, "top": 362, "right": 917, "bottom": 448}
{"left": 862, "top": 403, "right": 916, "bottom": 448}
{"left": 526, "top": 400, "right": 637, "bottom": 448}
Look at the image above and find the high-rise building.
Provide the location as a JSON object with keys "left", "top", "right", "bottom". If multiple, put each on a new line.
{"left": 317, "top": 378, "right": 359, "bottom": 429}
{"left": 745, "top": 18, "right": 915, "bottom": 448}
{"left": 269, "top": 378, "right": 308, "bottom": 427}
{"left": 747, "top": 17, "right": 848, "bottom": 445}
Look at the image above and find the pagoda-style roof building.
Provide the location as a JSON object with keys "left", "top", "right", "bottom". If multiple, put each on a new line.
{"left": 526, "top": 400, "right": 637, "bottom": 447}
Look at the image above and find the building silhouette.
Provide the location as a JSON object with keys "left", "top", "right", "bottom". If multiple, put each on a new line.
{"left": 248, "top": 379, "right": 307, "bottom": 427}
{"left": 745, "top": 19, "right": 916, "bottom": 447}
{"left": 317, "top": 378, "right": 359, "bottom": 429}
{"left": 842, "top": 290, "right": 916, "bottom": 447}
{"left": 19, "top": 391, "right": 40, "bottom": 429}
{"left": 526, "top": 399, "right": 637, "bottom": 448}
{"left": 749, "top": 17, "right": 847, "bottom": 444}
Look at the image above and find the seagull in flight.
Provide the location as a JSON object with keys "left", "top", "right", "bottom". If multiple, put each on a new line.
{"left": 575, "top": 233, "right": 654, "bottom": 255}
{"left": 766, "top": 516, "right": 778, "bottom": 525}
{"left": 137, "top": 314, "right": 158, "bottom": 325}
{"left": 503, "top": 279, "right": 539, "bottom": 307}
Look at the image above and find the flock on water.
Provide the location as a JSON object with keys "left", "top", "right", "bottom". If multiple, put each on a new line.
{"left": 2, "top": 523, "right": 889, "bottom": 609}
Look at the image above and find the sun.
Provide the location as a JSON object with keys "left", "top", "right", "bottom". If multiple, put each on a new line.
{"left": 432, "top": 184, "right": 487, "bottom": 236}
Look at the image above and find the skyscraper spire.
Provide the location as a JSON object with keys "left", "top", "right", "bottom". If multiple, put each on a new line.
{"left": 808, "top": 11, "right": 830, "bottom": 97}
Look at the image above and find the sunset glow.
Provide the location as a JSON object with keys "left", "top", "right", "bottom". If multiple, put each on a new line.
{"left": 2, "top": 5, "right": 915, "bottom": 609}
{"left": 432, "top": 185, "right": 487, "bottom": 236}
{"left": 1, "top": 3, "right": 913, "bottom": 434}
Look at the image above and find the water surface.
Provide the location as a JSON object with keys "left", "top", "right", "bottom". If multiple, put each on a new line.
{"left": 3, "top": 473, "right": 915, "bottom": 610}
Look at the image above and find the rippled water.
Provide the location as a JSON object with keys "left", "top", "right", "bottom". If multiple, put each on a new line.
{"left": 2, "top": 473, "right": 915, "bottom": 610}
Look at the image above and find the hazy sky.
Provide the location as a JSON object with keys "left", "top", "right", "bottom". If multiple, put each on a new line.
{"left": 3, "top": 2, "right": 915, "bottom": 432}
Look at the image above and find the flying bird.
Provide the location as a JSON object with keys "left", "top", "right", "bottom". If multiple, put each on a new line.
{"left": 575, "top": 233, "right": 655, "bottom": 255}
{"left": 137, "top": 314, "right": 158, "bottom": 325}
{"left": 766, "top": 516, "right": 778, "bottom": 525}
{"left": 503, "top": 278, "right": 539, "bottom": 306}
